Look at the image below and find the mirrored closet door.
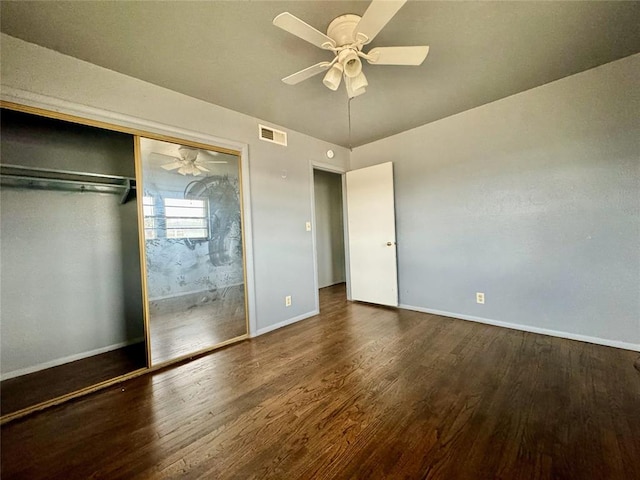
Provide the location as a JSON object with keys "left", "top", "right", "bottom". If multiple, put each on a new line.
{"left": 137, "top": 137, "right": 248, "bottom": 365}
{"left": 0, "top": 107, "right": 147, "bottom": 417}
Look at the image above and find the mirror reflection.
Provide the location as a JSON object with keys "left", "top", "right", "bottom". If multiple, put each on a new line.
{"left": 139, "top": 138, "right": 247, "bottom": 365}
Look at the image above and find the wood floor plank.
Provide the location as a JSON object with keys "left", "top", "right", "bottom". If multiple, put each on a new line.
{"left": 2, "top": 284, "right": 639, "bottom": 479}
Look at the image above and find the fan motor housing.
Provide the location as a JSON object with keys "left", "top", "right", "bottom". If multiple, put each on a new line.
{"left": 327, "top": 14, "right": 362, "bottom": 47}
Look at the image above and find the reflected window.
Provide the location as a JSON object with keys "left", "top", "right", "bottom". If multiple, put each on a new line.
{"left": 143, "top": 196, "right": 157, "bottom": 240}
{"left": 164, "top": 198, "right": 209, "bottom": 239}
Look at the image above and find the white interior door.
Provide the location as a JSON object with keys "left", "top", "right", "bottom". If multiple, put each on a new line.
{"left": 346, "top": 162, "right": 398, "bottom": 306}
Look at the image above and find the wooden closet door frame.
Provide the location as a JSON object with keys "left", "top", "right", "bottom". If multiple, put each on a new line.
{"left": 134, "top": 135, "right": 251, "bottom": 368}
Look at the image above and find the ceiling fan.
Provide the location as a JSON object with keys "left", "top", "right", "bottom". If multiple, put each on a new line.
{"left": 273, "top": 0, "right": 429, "bottom": 97}
{"left": 152, "top": 147, "right": 227, "bottom": 176}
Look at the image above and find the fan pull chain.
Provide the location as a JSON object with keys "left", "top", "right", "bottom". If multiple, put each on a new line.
{"left": 348, "top": 97, "right": 353, "bottom": 152}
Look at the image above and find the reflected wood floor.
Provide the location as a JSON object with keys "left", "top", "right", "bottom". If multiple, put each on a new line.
{"left": 0, "top": 342, "right": 146, "bottom": 416}
{"left": 2, "top": 284, "right": 639, "bottom": 479}
{"left": 149, "top": 284, "right": 247, "bottom": 364}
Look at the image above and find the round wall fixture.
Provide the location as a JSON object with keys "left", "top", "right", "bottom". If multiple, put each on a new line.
{"left": 326, "top": 149, "right": 335, "bottom": 159}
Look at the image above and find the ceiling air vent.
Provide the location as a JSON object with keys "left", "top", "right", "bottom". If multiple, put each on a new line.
{"left": 259, "top": 124, "right": 287, "bottom": 146}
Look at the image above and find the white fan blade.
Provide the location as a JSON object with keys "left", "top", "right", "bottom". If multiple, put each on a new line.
{"left": 196, "top": 165, "right": 210, "bottom": 172}
{"left": 354, "top": 0, "right": 406, "bottom": 45}
{"left": 162, "top": 161, "right": 183, "bottom": 171}
{"left": 198, "top": 150, "right": 228, "bottom": 163}
{"left": 283, "top": 61, "right": 333, "bottom": 85}
{"left": 273, "top": 12, "right": 336, "bottom": 49}
{"left": 178, "top": 166, "right": 189, "bottom": 175}
{"left": 366, "top": 46, "right": 429, "bottom": 65}
{"left": 200, "top": 149, "right": 219, "bottom": 158}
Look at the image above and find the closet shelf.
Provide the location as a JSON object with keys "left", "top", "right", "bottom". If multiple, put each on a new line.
{"left": 0, "top": 164, "right": 137, "bottom": 204}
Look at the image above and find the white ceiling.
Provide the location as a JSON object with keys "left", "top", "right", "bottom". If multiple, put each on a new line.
{"left": 1, "top": 1, "right": 639, "bottom": 147}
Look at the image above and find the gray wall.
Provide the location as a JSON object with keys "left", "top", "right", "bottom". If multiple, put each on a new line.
{"left": 314, "top": 169, "right": 345, "bottom": 288}
{"left": 351, "top": 54, "right": 640, "bottom": 348}
{"left": 4, "top": 34, "right": 636, "bottom": 349}
{"left": 0, "top": 109, "right": 136, "bottom": 176}
{"left": 0, "top": 112, "right": 144, "bottom": 377}
{"left": 0, "top": 33, "right": 350, "bottom": 336}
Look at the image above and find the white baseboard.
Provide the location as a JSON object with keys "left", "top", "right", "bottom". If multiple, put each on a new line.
{"left": 149, "top": 282, "right": 244, "bottom": 302}
{"left": 1, "top": 337, "right": 145, "bottom": 381}
{"left": 255, "top": 310, "right": 319, "bottom": 337}
{"left": 399, "top": 304, "right": 640, "bottom": 352}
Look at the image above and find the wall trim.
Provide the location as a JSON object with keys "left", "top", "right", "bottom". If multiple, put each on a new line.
{"left": 312, "top": 161, "right": 347, "bottom": 174}
{"left": 309, "top": 162, "right": 321, "bottom": 315}
{"left": 1, "top": 87, "right": 243, "bottom": 152}
{"left": 255, "top": 310, "right": 319, "bottom": 337}
{"left": 148, "top": 282, "right": 245, "bottom": 302}
{"left": 1, "top": 337, "right": 145, "bottom": 381}
{"left": 399, "top": 304, "right": 640, "bottom": 352}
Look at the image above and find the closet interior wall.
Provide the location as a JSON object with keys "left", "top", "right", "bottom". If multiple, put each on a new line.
{"left": 0, "top": 109, "right": 146, "bottom": 416}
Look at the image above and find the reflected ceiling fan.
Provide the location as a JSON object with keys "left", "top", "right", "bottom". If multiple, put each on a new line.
{"left": 152, "top": 147, "right": 227, "bottom": 177}
{"left": 273, "top": 0, "right": 429, "bottom": 97}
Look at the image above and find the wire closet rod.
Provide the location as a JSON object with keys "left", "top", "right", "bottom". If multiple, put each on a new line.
{"left": 0, "top": 163, "right": 135, "bottom": 182}
{"left": 0, "top": 163, "right": 137, "bottom": 204}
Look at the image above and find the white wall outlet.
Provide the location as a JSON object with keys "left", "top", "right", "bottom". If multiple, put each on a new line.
{"left": 285, "top": 295, "right": 292, "bottom": 307}
{"left": 476, "top": 292, "right": 485, "bottom": 304}
{"left": 305, "top": 222, "right": 311, "bottom": 232}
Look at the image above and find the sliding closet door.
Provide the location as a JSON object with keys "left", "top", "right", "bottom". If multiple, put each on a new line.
{"left": 137, "top": 137, "right": 248, "bottom": 365}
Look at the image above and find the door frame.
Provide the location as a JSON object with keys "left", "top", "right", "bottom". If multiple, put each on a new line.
{"left": 309, "top": 160, "right": 352, "bottom": 313}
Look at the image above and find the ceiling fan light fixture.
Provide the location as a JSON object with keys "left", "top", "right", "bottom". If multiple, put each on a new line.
{"left": 350, "top": 71, "right": 368, "bottom": 92}
{"left": 346, "top": 75, "right": 366, "bottom": 98}
{"left": 338, "top": 49, "right": 362, "bottom": 78}
{"left": 323, "top": 62, "right": 343, "bottom": 91}
{"left": 351, "top": 86, "right": 366, "bottom": 98}
{"left": 178, "top": 146, "right": 198, "bottom": 162}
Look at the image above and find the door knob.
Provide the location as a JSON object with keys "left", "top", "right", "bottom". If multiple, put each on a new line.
{"left": 386, "top": 241, "right": 394, "bottom": 246}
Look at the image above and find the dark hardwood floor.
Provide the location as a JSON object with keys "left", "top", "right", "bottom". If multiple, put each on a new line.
{"left": 2, "top": 284, "right": 639, "bottom": 479}
{"left": 1, "top": 342, "right": 147, "bottom": 416}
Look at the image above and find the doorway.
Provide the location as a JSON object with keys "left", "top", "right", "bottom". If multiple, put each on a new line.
{"left": 312, "top": 168, "right": 347, "bottom": 309}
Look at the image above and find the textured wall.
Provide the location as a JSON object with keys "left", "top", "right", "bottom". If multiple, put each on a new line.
{"left": 351, "top": 55, "right": 640, "bottom": 348}
{"left": 314, "top": 170, "right": 345, "bottom": 288}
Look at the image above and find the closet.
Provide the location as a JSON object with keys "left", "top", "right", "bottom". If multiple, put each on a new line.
{"left": 0, "top": 105, "right": 249, "bottom": 421}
